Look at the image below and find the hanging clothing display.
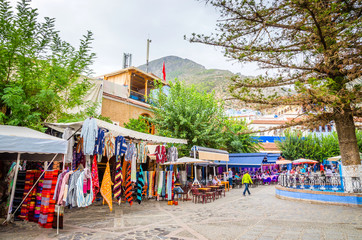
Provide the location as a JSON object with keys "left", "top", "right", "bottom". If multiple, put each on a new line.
{"left": 125, "top": 163, "right": 133, "bottom": 206}
{"left": 100, "top": 161, "right": 113, "bottom": 212}
{"left": 137, "top": 142, "right": 147, "bottom": 163}
{"left": 125, "top": 143, "right": 136, "bottom": 162}
{"left": 39, "top": 170, "right": 58, "bottom": 228}
{"left": 113, "top": 161, "right": 123, "bottom": 202}
{"left": 94, "top": 128, "right": 106, "bottom": 155}
{"left": 91, "top": 155, "right": 99, "bottom": 203}
{"left": 63, "top": 127, "right": 75, "bottom": 163}
{"left": 81, "top": 117, "right": 98, "bottom": 155}
{"left": 157, "top": 171, "right": 164, "bottom": 196}
{"left": 155, "top": 145, "right": 167, "bottom": 163}
{"left": 167, "top": 146, "right": 178, "bottom": 162}
{"left": 136, "top": 165, "right": 144, "bottom": 204}
{"left": 103, "top": 132, "right": 115, "bottom": 160}
{"left": 76, "top": 169, "right": 93, "bottom": 207}
{"left": 115, "top": 136, "right": 127, "bottom": 157}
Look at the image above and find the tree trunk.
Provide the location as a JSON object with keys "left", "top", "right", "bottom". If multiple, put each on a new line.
{"left": 334, "top": 109, "right": 360, "bottom": 166}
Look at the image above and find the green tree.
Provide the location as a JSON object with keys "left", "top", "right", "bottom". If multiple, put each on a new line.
{"left": 190, "top": 1, "right": 361, "bottom": 167}
{"left": 277, "top": 131, "right": 362, "bottom": 162}
{"left": 150, "top": 79, "right": 259, "bottom": 155}
{"left": 0, "top": 0, "right": 95, "bottom": 130}
{"left": 123, "top": 116, "right": 149, "bottom": 134}
{"left": 223, "top": 119, "right": 261, "bottom": 153}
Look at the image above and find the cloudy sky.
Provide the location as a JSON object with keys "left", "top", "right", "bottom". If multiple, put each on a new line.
{"left": 10, "top": 0, "right": 261, "bottom": 77}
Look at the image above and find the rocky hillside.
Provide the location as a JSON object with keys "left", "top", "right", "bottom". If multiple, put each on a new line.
{"left": 138, "top": 56, "right": 242, "bottom": 107}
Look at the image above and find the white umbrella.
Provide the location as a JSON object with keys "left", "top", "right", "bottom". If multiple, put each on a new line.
{"left": 292, "top": 158, "right": 318, "bottom": 164}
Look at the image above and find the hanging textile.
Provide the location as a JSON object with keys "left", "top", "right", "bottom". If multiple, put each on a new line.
{"left": 155, "top": 145, "right": 167, "bottom": 163}
{"left": 125, "top": 142, "right": 136, "bottom": 162}
{"left": 39, "top": 170, "right": 58, "bottom": 228}
{"left": 63, "top": 127, "right": 75, "bottom": 163}
{"left": 57, "top": 171, "right": 72, "bottom": 206}
{"left": 76, "top": 169, "right": 93, "bottom": 207}
{"left": 143, "top": 171, "right": 148, "bottom": 197}
{"left": 137, "top": 142, "right": 147, "bottom": 163}
{"left": 122, "top": 160, "right": 128, "bottom": 186}
{"left": 148, "top": 171, "right": 154, "bottom": 197}
{"left": 28, "top": 170, "right": 41, "bottom": 222}
{"left": 81, "top": 117, "right": 98, "bottom": 155}
{"left": 131, "top": 144, "right": 137, "bottom": 182}
{"left": 166, "top": 171, "right": 173, "bottom": 201}
{"left": 136, "top": 165, "right": 144, "bottom": 204}
{"left": 157, "top": 171, "right": 164, "bottom": 196}
{"left": 125, "top": 163, "right": 133, "bottom": 206}
{"left": 19, "top": 170, "right": 35, "bottom": 220}
{"left": 91, "top": 155, "right": 99, "bottom": 203}
{"left": 100, "top": 161, "right": 113, "bottom": 212}
{"left": 113, "top": 161, "right": 123, "bottom": 202}
{"left": 33, "top": 176, "right": 43, "bottom": 222}
{"left": 167, "top": 146, "right": 178, "bottom": 162}
{"left": 94, "top": 128, "right": 106, "bottom": 155}
{"left": 103, "top": 132, "right": 115, "bottom": 160}
{"left": 115, "top": 136, "right": 127, "bottom": 157}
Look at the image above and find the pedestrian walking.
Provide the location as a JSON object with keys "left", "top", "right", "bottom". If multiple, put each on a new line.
{"left": 242, "top": 170, "right": 253, "bottom": 196}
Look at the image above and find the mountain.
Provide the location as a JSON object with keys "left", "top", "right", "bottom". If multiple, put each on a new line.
{"left": 138, "top": 56, "right": 241, "bottom": 107}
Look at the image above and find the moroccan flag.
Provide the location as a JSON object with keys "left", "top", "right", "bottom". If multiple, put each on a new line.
{"left": 162, "top": 61, "right": 166, "bottom": 81}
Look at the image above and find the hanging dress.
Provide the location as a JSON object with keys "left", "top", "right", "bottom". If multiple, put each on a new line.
{"left": 100, "top": 161, "right": 113, "bottom": 212}
{"left": 113, "top": 161, "right": 123, "bottom": 202}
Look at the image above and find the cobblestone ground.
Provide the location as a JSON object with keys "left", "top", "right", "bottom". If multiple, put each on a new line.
{"left": 1, "top": 185, "right": 361, "bottom": 240}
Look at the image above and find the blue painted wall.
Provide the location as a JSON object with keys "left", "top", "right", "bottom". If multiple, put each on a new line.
{"left": 276, "top": 188, "right": 362, "bottom": 205}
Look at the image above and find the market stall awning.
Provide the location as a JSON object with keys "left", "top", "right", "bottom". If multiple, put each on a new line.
{"left": 162, "top": 157, "right": 210, "bottom": 165}
{"left": 0, "top": 125, "right": 67, "bottom": 154}
{"left": 191, "top": 146, "right": 229, "bottom": 161}
{"left": 292, "top": 158, "right": 318, "bottom": 164}
{"left": 45, "top": 118, "right": 187, "bottom": 144}
{"left": 276, "top": 160, "right": 292, "bottom": 165}
{"left": 216, "top": 153, "right": 265, "bottom": 167}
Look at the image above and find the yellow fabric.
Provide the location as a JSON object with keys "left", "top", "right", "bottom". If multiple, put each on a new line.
{"left": 100, "top": 161, "right": 113, "bottom": 212}
{"left": 242, "top": 173, "right": 253, "bottom": 184}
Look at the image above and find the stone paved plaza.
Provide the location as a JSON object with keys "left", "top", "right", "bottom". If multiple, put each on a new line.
{"left": 0, "top": 185, "right": 361, "bottom": 240}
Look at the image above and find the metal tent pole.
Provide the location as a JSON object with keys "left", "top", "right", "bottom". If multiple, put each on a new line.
{"left": 5, "top": 153, "right": 21, "bottom": 223}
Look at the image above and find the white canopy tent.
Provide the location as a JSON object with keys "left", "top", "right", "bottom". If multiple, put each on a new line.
{"left": 45, "top": 118, "right": 187, "bottom": 144}
{"left": 0, "top": 125, "right": 67, "bottom": 224}
{"left": 161, "top": 157, "right": 210, "bottom": 165}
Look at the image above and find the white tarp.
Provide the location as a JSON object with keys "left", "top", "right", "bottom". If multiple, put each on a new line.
{"left": 162, "top": 157, "right": 210, "bottom": 165}
{"left": 0, "top": 125, "right": 68, "bottom": 154}
{"left": 45, "top": 118, "right": 187, "bottom": 144}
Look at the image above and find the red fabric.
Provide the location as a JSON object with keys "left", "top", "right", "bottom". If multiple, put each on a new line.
{"left": 162, "top": 61, "right": 166, "bottom": 81}
{"left": 92, "top": 155, "right": 100, "bottom": 202}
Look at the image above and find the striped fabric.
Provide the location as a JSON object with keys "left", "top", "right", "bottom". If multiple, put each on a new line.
{"left": 113, "top": 160, "right": 123, "bottom": 201}
{"left": 100, "top": 161, "right": 113, "bottom": 212}
{"left": 125, "top": 163, "right": 133, "bottom": 206}
{"left": 76, "top": 171, "right": 93, "bottom": 207}
{"left": 20, "top": 170, "right": 35, "bottom": 220}
{"left": 148, "top": 171, "right": 154, "bottom": 197}
{"left": 136, "top": 165, "right": 144, "bottom": 204}
{"left": 91, "top": 155, "right": 99, "bottom": 202}
{"left": 137, "top": 142, "right": 147, "bottom": 163}
{"left": 28, "top": 170, "right": 41, "bottom": 222}
{"left": 33, "top": 177, "right": 43, "bottom": 222}
{"left": 39, "top": 170, "right": 58, "bottom": 228}
{"left": 115, "top": 136, "right": 127, "bottom": 157}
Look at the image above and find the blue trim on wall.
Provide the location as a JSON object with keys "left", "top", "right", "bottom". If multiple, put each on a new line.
{"left": 276, "top": 188, "right": 362, "bottom": 205}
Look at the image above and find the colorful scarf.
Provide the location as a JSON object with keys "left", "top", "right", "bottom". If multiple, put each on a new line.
{"left": 91, "top": 155, "right": 100, "bottom": 202}
{"left": 20, "top": 170, "right": 35, "bottom": 220}
{"left": 103, "top": 132, "right": 115, "bottom": 160}
{"left": 100, "top": 161, "right": 113, "bottom": 212}
{"left": 113, "top": 160, "right": 123, "bottom": 202}
{"left": 136, "top": 165, "right": 144, "bottom": 204}
{"left": 125, "top": 163, "right": 133, "bottom": 206}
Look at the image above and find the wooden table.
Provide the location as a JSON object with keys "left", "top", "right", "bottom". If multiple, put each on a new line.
{"left": 220, "top": 181, "right": 230, "bottom": 191}
{"left": 198, "top": 187, "right": 211, "bottom": 192}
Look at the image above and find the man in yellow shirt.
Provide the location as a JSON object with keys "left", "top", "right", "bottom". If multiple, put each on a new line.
{"left": 242, "top": 171, "right": 253, "bottom": 196}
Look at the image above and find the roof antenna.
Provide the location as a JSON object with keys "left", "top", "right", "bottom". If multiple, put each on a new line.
{"left": 146, "top": 38, "right": 152, "bottom": 72}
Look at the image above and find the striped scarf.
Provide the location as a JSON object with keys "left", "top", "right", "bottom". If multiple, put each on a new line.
{"left": 39, "top": 170, "right": 58, "bottom": 228}
{"left": 20, "top": 170, "right": 35, "bottom": 220}
{"left": 136, "top": 165, "right": 144, "bottom": 204}
{"left": 113, "top": 160, "right": 123, "bottom": 201}
{"left": 125, "top": 163, "right": 133, "bottom": 206}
